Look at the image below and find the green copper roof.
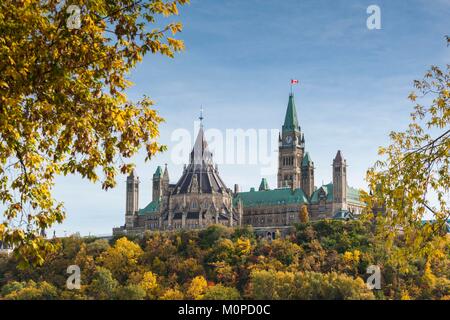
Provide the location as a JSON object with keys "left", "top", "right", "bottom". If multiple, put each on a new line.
{"left": 259, "top": 178, "right": 269, "bottom": 191}
{"left": 310, "top": 183, "right": 333, "bottom": 203}
{"left": 302, "top": 152, "right": 312, "bottom": 167}
{"left": 347, "top": 186, "right": 364, "bottom": 205}
{"left": 153, "top": 166, "right": 163, "bottom": 178}
{"left": 138, "top": 199, "right": 160, "bottom": 216}
{"left": 235, "top": 187, "right": 309, "bottom": 208}
{"left": 282, "top": 94, "right": 299, "bottom": 132}
{"left": 310, "top": 183, "right": 364, "bottom": 205}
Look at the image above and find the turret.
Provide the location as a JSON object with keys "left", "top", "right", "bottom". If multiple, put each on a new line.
{"left": 162, "top": 163, "right": 170, "bottom": 194}
{"left": 126, "top": 170, "right": 139, "bottom": 216}
{"left": 125, "top": 170, "right": 139, "bottom": 228}
{"left": 301, "top": 152, "right": 314, "bottom": 198}
{"left": 152, "top": 166, "right": 163, "bottom": 201}
{"left": 332, "top": 150, "right": 347, "bottom": 213}
{"left": 259, "top": 178, "right": 269, "bottom": 191}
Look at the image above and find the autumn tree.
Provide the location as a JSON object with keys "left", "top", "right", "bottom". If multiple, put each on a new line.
{"left": 160, "top": 288, "right": 184, "bottom": 300}
{"left": 0, "top": 0, "right": 188, "bottom": 266}
{"left": 202, "top": 284, "right": 241, "bottom": 300}
{"left": 1, "top": 280, "right": 58, "bottom": 300}
{"left": 98, "top": 237, "right": 143, "bottom": 283}
{"left": 299, "top": 205, "right": 309, "bottom": 223}
{"left": 87, "top": 267, "right": 119, "bottom": 300}
{"left": 139, "top": 271, "right": 158, "bottom": 299}
{"left": 187, "top": 275, "right": 208, "bottom": 300}
{"left": 365, "top": 37, "right": 450, "bottom": 267}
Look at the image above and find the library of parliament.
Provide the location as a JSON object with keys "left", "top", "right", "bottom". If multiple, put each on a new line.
{"left": 113, "top": 93, "right": 365, "bottom": 237}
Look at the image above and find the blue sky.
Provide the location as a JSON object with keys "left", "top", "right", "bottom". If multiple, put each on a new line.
{"left": 51, "top": 0, "right": 450, "bottom": 236}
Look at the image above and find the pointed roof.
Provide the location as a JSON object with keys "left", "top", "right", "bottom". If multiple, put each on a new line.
{"left": 163, "top": 164, "right": 169, "bottom": 181}
{"left": 153, "top": 166, "right": 163, "bottom": 178}
{"left": 173, "top": 126, "right": 229, "bottom": 195}
{"left": 190, "top": 127, "right": 213, "bottom": 166}
{"left": 259, "top": 178, "right": 269, "bottom": 191}
{"left": 333, "top": 150, "right": 345, "bottom": 164}
{"left": 302, "top": 152, "right": 313, "bottom": 167}
{"left": 282, "top": 94, "right": 300, "bottom": 132}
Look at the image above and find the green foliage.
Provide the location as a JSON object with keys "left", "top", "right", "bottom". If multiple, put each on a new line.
{"left": 87, "top": 267, "right": 119, "bottom": 300}
{"left": 1, "top": 280, "right": 58, "bottom": 300}
{"left": 115, "top": 284, "right": 146, "bottom": 300}
{"left": 198, "top": 224, "right": 233, "bottom": 248}
{"left": 247, "top": 269, "right": 374, "bottom": 300}
{"left": 203, "top": 284, "right": 241, "bottom": 300}
{"left": 0, "top": 221, "right": 449, "bottom": 300}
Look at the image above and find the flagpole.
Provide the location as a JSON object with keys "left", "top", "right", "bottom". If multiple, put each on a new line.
{"left": 290, "top": 79, "right": 293, "bottom": 96}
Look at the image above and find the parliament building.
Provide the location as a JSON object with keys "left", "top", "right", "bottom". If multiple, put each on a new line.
{"left": 113, "top": 93, "right": 365, "bottom": 237}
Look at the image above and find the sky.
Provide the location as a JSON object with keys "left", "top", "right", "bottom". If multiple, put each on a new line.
{"left": 50, "top": 0, "right": 450, "bottom": 236}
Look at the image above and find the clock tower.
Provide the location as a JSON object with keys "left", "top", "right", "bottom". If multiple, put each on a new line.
{"left": 277, "top": 93, "right": 305, "bottom": 189}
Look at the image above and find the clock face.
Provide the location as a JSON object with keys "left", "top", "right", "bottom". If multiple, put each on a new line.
{"left": 285, "top": 135, "right": 293, "bottom": 144}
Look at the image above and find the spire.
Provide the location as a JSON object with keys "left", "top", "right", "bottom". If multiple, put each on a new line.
{"left": 334, "top": 150, "right": 344, "bottom": 164}
{"left": 153, "top": 166, "right": 163, "bottom": 178}
{"left": 259, "top": 178, "right": 269, "bottom": 191}
{"left": 163, "top": 163, "right": 169, "bottom": 181}
{"left": 190, "top": 126, "right": 213, "bottom": 166}
{"left": 282, "top": 94, "right": 300, "bottom": 133}
{"left": 302, "top": 152, "right": 313, "bottom": 167}
{"left": 199, "top": 106, "right": 204, "bottom": 128}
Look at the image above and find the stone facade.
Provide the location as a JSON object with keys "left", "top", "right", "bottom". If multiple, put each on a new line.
{"left": 114, "top": 125, "right": 240, "bottom": 236}
{"left": 113, "top": 93, "right": 365, "bottom": 237}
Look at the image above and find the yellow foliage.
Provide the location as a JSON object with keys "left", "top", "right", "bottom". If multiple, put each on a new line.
{"left": 160, "top": 288, "right": 184, "bottom": 300}
{"left": 299, "top": 205, "right": 309, "bottom": 223}
{"left": 235, "top": 237, "right": 251, "bottom": 256}
{"left": 401, "top": 291, "right": 411, "bottom": 300}
{"left": 0, "top": 0, "right": 188, "bottom": 266}
{"left": 187, "top": 276, "right": 208, "bottom": 300}
{"left": 140, "top": 271, "right": 158, "bottom": 294}
{"left": 99, "top": 237, "right": 143, "bottom": 281}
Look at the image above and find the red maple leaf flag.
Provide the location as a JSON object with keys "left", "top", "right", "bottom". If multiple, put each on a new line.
{"left": 291, "top": 79, "right": 299, "bottom": 85}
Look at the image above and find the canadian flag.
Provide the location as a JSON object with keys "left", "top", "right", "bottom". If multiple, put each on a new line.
{"left": 291, "top": 79, "right": 299, "bottom": 85}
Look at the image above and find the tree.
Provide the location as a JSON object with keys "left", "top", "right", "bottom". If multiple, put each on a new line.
{"left": 187, "top": 275, "right": 208, "bottom": 300}
{"left": 0, "top": 0, "right": 188, "bottom": 266}
{"left": 86, "top": 239, "right": 110, "bottom": 258}
{"left": 292, "top": 272, "right": 374, "bottom": 300}
{"left": 365, "top": 37, "right": 450, "bottom": 267}
{"left": 269, "top": 238, "right": 303, "bottom": 266}
{"left": 235, "top": 237, "right": 251, "bottom": 256}
{"left": 202, "top": 284, "right": 241, "bottom": 300}
{"left": 247, "top": 270, "right": 295, "bottom": 300}
{"left": 159, "top": 288, "right": 184, "bottom": 300}
{"left": 139, "top": 271, "right": 158, "bottom": 299}
{"left": 248, "top": 269, "right": 374, "bottom": 300}
{"left": 88, "top": 267, "right": 119, "bottom": 300}
{"left": 1, "top": 280, "right": 58, "bottom": 300}
{"left": 299, "top": 205, "right": 309, "bottom": 223}
{"left": 115, "top": 284, "right": 146, "bottom": 300}
{"left": 98, "top": 237, "right": 143, "bottom": 283}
